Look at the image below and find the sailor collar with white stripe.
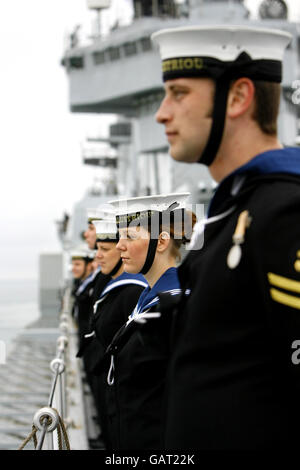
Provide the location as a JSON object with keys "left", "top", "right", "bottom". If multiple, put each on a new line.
{"left": 128, "top": 267, "right": 180, "bottom": 322}
{"left": 188, "top": 148, "right": 300, "bottom": 252}
{"left": 93, "top": 272, "right": 148, "bottom": 314}
{"left": 76, "top": 266, "right": 101, "bottom": 296}
{"left": 208, "top": 147, "right": 300, "bottom": 218}
{"left": 187, "top": 175, "right": 244, "bottom": 251}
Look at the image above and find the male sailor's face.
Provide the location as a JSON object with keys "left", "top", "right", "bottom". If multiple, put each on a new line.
{"left": 155, "top": 77, "right": 214, "bottom": 162}
{"left": 84, "top": 223, "right": 97, "bottom": 250}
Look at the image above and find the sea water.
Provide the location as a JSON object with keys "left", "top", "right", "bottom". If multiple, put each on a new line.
{"left": 0, "top": 278, "right": 40, "bottom": 358}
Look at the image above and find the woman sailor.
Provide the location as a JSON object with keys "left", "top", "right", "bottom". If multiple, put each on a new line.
{"left": 82, "top": 214, "right": 148, "bottom": 449}
{"left": 76, "top": 208, "right": 112, "bottom": 447}
{"left": 101, "top": 192, "right": 196, "bottom": 449}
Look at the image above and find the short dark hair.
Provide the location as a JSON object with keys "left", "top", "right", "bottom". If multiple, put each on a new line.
{"left": 251, "top": 80, "right": 281, "bottom": 136}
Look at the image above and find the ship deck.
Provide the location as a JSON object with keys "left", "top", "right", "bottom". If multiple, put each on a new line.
{"left": 0, "top": 301, "right": 101, "bottom": 450}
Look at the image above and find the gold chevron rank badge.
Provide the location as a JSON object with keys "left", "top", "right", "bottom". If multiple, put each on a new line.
{"left": 268, "top": 267, "right": 300, "bottom": 310}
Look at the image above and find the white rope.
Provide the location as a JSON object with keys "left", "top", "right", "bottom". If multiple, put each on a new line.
{"left": 107, "top": 355, "right": 115, "bottom": 386}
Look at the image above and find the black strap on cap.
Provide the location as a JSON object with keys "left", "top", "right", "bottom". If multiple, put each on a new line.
{"left": 198, "top": 53, "right": 282, "bottom": 166}
{"left": 139, "top": 203, "right": 180, "bottom": 275}
{"left": 139, "top": 211, "right": 161, "bottom": 275}
{"left": 108, "top": 257, "right": 123, "bottom": 277}
{"left": 139, "top": 238, "right": 159, "bottom": 275}
{"left": 200, "top": 77, "right": 231, "bottom": 166}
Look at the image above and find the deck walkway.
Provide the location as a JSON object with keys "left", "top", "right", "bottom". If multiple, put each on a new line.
{"left": 0, "top": 295, "right": 100, "bottom": 450}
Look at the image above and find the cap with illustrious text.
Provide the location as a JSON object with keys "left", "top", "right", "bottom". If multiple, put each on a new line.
{"left": 86, "top": 205, "right": 115, "bottom": 224}
{"left": 109, "top": 192, "right": 190, "bottom": 227}
{"left": 71, "top": 246, "right": 95, "bottom": 261}
{"left": 151, "top": 25, "right": 291, "bottom": 83}
{"left": 93, "top": 218, "right": 118, "bottom": 242}
{"left": 151, "top": 25, "right": 291, "bottom": 167}
{"left": 109, "top": 192, "right": 191, "bottom": 275}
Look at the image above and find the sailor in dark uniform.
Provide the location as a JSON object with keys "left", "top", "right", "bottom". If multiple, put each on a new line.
{"left": 80, "top": 208, "right": 113, "bottom": 378}
{"left": 70, "top": 247, "right": 94, "bottom": 329}
{"left": 82, "top": 214, "right": 148, "bottom": 449}
{"left": 100, "top": 193, "right": 196, "bottom": 450}
{"left": 77, "top": 207, "right": 113, "bottom": 447}
{"left": 152, "top": 25, "right": 300, "bottom": 449}
{"left": 70, "top": 245, "right": 108, "bottom": 448}
{"left": 84, "top": 207, "right": 112, "bottom": 303}
{"left": 71, "top": 247, "right": 97, "bottom": 351}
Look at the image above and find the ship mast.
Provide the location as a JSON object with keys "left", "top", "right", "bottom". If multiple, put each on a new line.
{"left": 87, "top": 0, "right": 112, "bottom": 36}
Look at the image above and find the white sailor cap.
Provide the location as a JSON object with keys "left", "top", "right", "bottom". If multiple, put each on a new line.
{"left": 151, "top": 25, "right": 292, "bottom": 83}
{"left": 71, "top": 246, "right": 95, "bottom": 261}
{"left": 86, "top": 204, "right": 115, "bottom": 224}
{"left": 109, "top": 192, "right": 190, "bottom": 228}
{"left": 93, "top": 217, "right": 119, "bottom": 242}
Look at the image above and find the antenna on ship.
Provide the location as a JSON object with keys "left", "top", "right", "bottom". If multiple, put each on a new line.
{"left": 87, "top": 0, "right": 112, "bottom": 37}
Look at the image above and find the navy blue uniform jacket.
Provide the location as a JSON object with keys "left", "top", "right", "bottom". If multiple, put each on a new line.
{"left": 165, "top": 148, "right": 300, "bottom": 450}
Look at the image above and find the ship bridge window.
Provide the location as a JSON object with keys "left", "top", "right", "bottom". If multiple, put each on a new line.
{"left": 108, "top": 47, "right": 121, "bottom": 61}
{"left": 68, "top": 55, "right": 84, "bottom": 69}
{"left": 124, "top": 42, "right": 137, "bottom": 56}
{"left": 110, "top": 122, "right": 132, "bottom": 138}
{"left": 93, "top": 51, "right": 106, "bottom": 65}
{"left": 134, "top": 0, "right": 177, "bottom": 18}
{"left": 140, "top": 37, "right": 152, "bottom": 52}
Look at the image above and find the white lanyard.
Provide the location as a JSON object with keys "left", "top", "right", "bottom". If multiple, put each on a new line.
{"left": 107, "top": 311, "right": 162, "bottom": 385}
{"left": 128, "top": 288, "right": 181, "bottom": 324}
{"left": 187, "top": 205, "right": 237, "bottom": 251}
{"left": 187, "top": 175, "right": 246, "bottom": 251}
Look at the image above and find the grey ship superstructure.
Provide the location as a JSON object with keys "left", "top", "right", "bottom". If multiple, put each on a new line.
{"left": 61, "top": 0, "right": 300, "bottom": 245}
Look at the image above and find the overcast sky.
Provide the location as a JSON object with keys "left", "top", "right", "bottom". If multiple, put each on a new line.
{"left": 0, "top": 0, "right": 117, "bottom": 280}
{"left": 0, "top": 0, "right": 299, "bottom": 280}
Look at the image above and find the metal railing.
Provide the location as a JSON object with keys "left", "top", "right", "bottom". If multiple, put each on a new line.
{"left": 19, "top": 292, "right": 72, "bottom": 450}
